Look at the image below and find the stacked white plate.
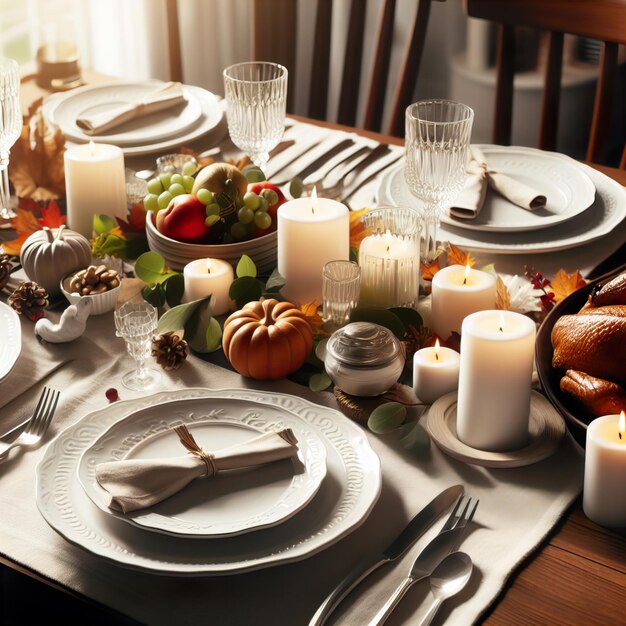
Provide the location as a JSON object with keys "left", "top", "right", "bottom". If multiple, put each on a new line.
{"left": 378, "top": 145, "right": 626, "bottom": 254}
{"left": 145, "top": 211, "right": 278, "bottom": 273}
{"left": 36, "top": 388, "right": 381, "bottom": 575}
{"left": 42, "top": 80, "right": 225, "bottom": 156}
{"left": 0, "top": 302, "right": 21, "bottom": 382}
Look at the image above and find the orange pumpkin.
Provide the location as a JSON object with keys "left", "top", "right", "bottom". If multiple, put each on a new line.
{"left": 223, "top": 299, "right": 314, "bottom": 380}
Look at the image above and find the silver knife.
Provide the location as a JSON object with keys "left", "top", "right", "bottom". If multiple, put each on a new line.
{"left": 367, "top": 525, "right": 470, "bottom": 626}
{"left": 308, "top": 484, "right": 464, "bottom": 626}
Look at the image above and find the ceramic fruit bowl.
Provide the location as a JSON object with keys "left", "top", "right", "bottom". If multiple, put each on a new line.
{"left": 145, "top": 210, "right": 277, "bottom": 273}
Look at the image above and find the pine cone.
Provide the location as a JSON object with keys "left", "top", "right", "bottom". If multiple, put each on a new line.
{"left": 8, "top": 281, "right": 48, "bottom": 320}
{"left": 152, "top": 332, "right": 189, "bottom": 370}
{"left": 0, "top": 254, "right": 11, "bottom": 291}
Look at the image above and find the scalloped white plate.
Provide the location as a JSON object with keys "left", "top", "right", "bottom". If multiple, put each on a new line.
{"left": 36, "top": 388, "right": 381, "bottom": 575}
{"left": 0, "top": 302, "right": 21, "bottom": 382}
{"left": 77, "top": 398, "right": 327, "bottom": 538}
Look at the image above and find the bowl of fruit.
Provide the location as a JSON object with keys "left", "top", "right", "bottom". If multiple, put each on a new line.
{"left": 143, "top": 161, "right": 285, "bottom": 273}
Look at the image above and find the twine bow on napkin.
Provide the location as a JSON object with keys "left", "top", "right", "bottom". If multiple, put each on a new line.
{"left": 449, "top": 145, "right": 547, "bottom": 220}
{"left": 76, "top": 81, "right": 186, "bottom": 135}
{"left": 95, "top": 423, "right": 300, "bottom": 514}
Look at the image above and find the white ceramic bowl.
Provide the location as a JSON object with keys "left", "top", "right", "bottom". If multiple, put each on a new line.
{"left": 60, "top": 270, "right": 121, "bottom": 316}
{"left": 145, "top": 211, "right": 277, "bottom": 273}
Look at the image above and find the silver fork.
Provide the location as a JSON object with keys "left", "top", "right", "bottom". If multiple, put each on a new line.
{"left": 0, "top": 387, "right": 60, "bottom": 461}
{"left": 367, "top": 496, "right": 479, "bottom": 626}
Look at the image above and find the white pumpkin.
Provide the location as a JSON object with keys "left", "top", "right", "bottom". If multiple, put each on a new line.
{"left": 20, "top": 226, "right": 92, "bottom": 296}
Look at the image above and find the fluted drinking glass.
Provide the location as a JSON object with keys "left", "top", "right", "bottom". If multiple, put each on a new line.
{"left": 223, "top": 62, "right": 288, "bottom": 168}
{"left": 0, "top": 58, "right": 22, "bottom": 220}
{"left": 114, "top": 301, "right": 160, "bottom": 391}
{"left": 405, "top": 100, "right": 474, "bottom": 262}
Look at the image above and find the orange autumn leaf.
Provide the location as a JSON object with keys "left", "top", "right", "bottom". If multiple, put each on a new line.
{"left": 2, "top": 208, "right": 41, "bottom": 255}
{"left": 38, "top": 199, "right": 65, "bottom": 228}
{"left": 421, "top": 257, "right": 441, "bottom": 281}
{"left": 446, "top": 242, "right": 475, "bottom": 268}
{"left": 300, "top": 300, "right": 327, "bottom": 337}
{"left": 349, "top": 208, "right": 371, "bottom": 250}
{"left": 551, "top": 269, "right": 586, "bottom": 303}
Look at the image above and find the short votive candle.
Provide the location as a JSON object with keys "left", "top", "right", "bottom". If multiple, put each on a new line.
{"left": 183, "top": 258, "right": 234, "bottom": 316}
{"left": 413, "top": 340, "right": 461, "bottom": 404}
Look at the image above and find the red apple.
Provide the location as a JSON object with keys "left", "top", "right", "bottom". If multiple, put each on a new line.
{"left": 156, "top": 194, "right": 210, "bottom": 243}
{"left": 247, "top": 182, "right": 287, "bottom": 237}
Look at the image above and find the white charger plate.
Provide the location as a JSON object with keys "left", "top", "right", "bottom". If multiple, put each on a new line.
{"left": 44, "top": 85, "right": 224, "bottom": 156}
{"left": 379, "top": 146, "right": 596, "bottom": 233}
{"left": 380, "top": 158, "right": 625, "bottom": 254}
{"left": 52, "top": 81, "right": 203, "bottom": 146}
{"left": 36, "top": 388, "right": 381, "bottom": 576}
{"left": 0, "top": 302, "right": 21, "bottom": 382}
{"left": 77, "top": 398, "right": 327, "bottom": 538}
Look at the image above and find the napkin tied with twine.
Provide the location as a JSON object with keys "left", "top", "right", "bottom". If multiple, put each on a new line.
{"left": 95, "top": 424, "right": 299, "bottom": 513}
{"left": 450, "top": 145, "right": 547, "bottom": 219}
{"left": 76, "top": 82, "right": 186, "bottom": 135}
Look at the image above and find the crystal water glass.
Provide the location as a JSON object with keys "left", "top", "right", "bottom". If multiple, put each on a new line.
{"left": 223, "top": 62, "right": 288, "bottom": 168}
{"left": 0, "top": 58, "right": 22, "bottom": 220}
{"left": 114, "top": 301, "right": 160, "bottom": 391}
{"left": 323, "top": 261, "right": 361, "bottom": 331}
{"left": 405, "top": 100, "right": 474, "bottom": 262}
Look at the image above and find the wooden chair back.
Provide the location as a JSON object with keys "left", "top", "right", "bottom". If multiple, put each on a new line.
{"left": 464, "top": 0, "right": 626, "bottom": 167}
{"left": 252, "top": 0, "right": 443, "bottom": 136}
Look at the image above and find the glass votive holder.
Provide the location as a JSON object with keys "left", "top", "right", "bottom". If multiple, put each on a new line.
{"left": 322, "top": 261, "right": 361, "bottom": 330}
{"left": 358, "top": 207, "right": 421, "bottom": 308}
{"left": 156, "top": 153, "right": 198, "bottom": 176}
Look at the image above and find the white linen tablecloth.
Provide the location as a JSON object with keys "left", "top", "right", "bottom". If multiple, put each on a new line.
{"left": 0, "top": 311, "right": 583, "bottom": 626}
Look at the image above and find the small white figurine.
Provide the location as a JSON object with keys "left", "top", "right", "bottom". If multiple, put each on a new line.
{"left": 35, "top": 297, "right": 92, "bottom": 343}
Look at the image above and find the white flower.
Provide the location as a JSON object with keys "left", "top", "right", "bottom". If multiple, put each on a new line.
{"left": 501, "top": 274, "right": 543, "bottom": 314}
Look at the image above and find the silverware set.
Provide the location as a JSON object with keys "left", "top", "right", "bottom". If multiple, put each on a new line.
{"left": 310, "top": 485, "right": 478, "bottom": 626}
{"left": 0, "top": 387, "right": 60, "bottom": 461}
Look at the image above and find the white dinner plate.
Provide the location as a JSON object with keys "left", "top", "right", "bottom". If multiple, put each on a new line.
{"left": 78, "top": 398, "right": 327, "bottom": 538}
{"left": 379, "top": 146, "right": 596, "bottom": 233}
{"left": 0, "top": 302, "right": 21, "bottom": 382}
{"left": 36, "top": 388, "right": 381, "bottom": 576}
{"left": 52, "top": 81, "right": 203, "bottom": 146}
{"left": 44, "top": 85, "right": 225, "bottom": 156}
{"left": 379, "top": 158, "right": 625, "bottom": 254}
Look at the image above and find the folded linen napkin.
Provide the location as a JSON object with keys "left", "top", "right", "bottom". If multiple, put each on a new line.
{"left": 95, "top": 424, "right": 299, "bottom": 513}
{"left": 449, "top": 145, "right": 547, "bottom": 219}
{"left": 75, "top": 82, "right": 186, "bottom": 135}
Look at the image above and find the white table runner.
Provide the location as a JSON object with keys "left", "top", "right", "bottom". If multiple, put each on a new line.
{"left": 0, "top": 313, "right": 583, "bottom": 626}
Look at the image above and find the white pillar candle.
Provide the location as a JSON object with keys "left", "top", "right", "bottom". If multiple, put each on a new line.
{"left": 583, "top": 412, "right": 626, "bottom": 528}
{"left": 431, "top": 264, "right": 496, "bottom": 340}
{"left": 64, "top": 142, "right": 127, "bottom": 238}
{"left": 183, "top": 258, "right": 234, "bottom": 316}
{"left": 277, "top": 190, "right": 349, "bottom": 305}
{"left": 358, "top": 230, "right": 418, "bottom": 308}
{"left": 456, "top": 310, "right": 536, "bottom": 451}
{"left": 413, "top": 340, "right": 461, "bottom": 404}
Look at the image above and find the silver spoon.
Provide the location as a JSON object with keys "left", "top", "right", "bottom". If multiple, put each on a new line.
{"left": 417, "top": 551, "right": 473, "bottom": 626}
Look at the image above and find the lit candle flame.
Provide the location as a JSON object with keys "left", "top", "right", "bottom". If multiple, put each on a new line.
{"left": 499, "top": 312, "right": 505, "bottom": 332}
{"left": 463, "top": 263, "right": 471, "bottom": 285}
{"left": 435, "top": 338, "right": 440, "bottom": 361}
{"left": 206, "top": 258, "right": 213, "bottom": 274}
{"left": 619, "top": 410, "right": 625, "bottom": 441}
{"left": 89, "top": 140, "right": 97, "bottom": 157}
{"left": 311, "top": 186, "right": 317, "bottom": 214}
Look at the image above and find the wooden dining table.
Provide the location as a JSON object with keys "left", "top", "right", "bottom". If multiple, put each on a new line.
{"left": 1, "top": 76, "right": 625, "bottom": 626}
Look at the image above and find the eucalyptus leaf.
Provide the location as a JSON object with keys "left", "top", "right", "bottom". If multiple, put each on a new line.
{"left": 349, "top": 307, "right": 405, "bottom": 339}
{"left": 188, "top": 314, "right": 222, "bottom": 353}
{"left": 314, "top": 338, "right": 328, "bottom": 362}
{"left": 349, "top": 246, "right": 359, "bottom": 263}
{"left": 399, "top": 421, "right": 431, "bottom": 456}
{"left": 265, "top": 268, "right": 286, "bottom": 292}
{"left": 93, "top": 214, "right": 117, "bottom": 235}
{"left": 142, "top": 283, "right": 166, "bottom": 308}
{"left": 389, "top": 307, "right": 424, "bottom": 333}
{"left": 157, "top": 296, "right": 210, "bottom": 334}
{"left": 236, "top": 254, "right": 257, "bottom": 278}
{"left": 309, "top": 372, "right": 332, "bottom": 392}
{"left": 135, "top": 252, "right": 176, "bottom": 285}
{"left": 367, "top": 402, "right": 407, "bottom": 434}
{"left": 229, "top": 276, "right": 264, "bottom": 308}
{"left": 165, "top": 273, "right": 185, "bottom": 307}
